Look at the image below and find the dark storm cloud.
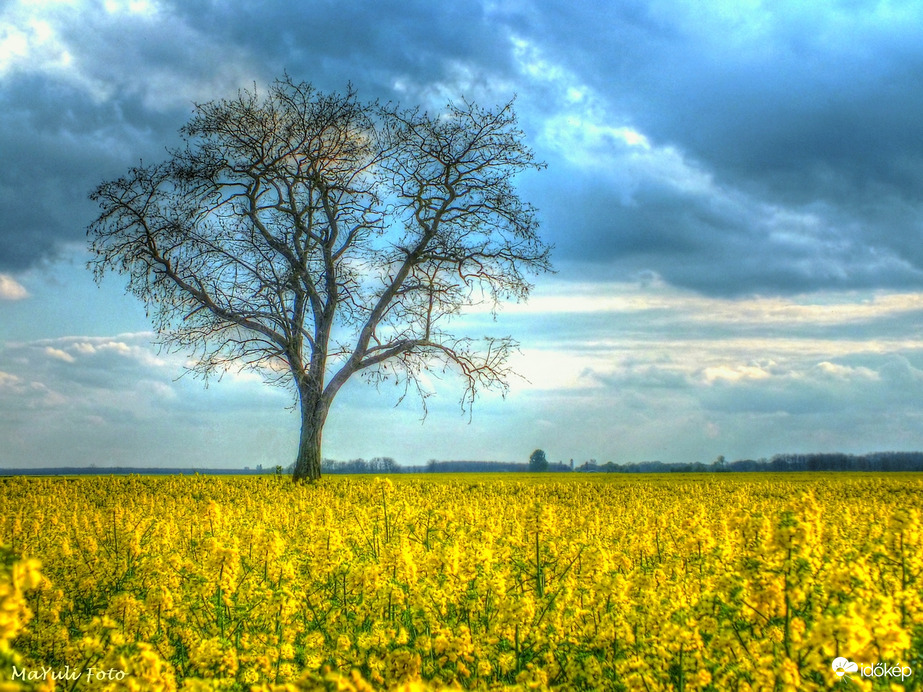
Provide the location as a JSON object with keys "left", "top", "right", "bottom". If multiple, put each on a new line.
{"left": 4, "top": 0, "right": 923, "bottom": 297}
{"left": 519, "top": 0, "right": 923, "bottom": 294}
{"left": 164, "top": 0, "right": 517, "bottom": 94}
{"left": 0, "top": 76, "right": 177, "bottom": 270}
{"left": 532, "top": 164, "right": 923, "bottom": 295}
{"left": 0, "top": 0, "right": 520, "bottom": 272}
{"left": 530, "top": 0, "right": 923, "bottom": 199}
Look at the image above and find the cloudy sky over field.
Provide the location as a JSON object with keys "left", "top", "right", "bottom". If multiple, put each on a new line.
{"left": 3, "top": 0, "right": 923, "bottom": 468}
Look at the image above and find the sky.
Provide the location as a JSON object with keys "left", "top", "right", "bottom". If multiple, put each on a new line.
{"left": 3, "top": 0, "right": 923, "bottom": 469}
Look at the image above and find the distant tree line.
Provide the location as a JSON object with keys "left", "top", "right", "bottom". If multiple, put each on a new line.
{"left": 424, "top": 460, "right": 571, "bottom": 473}
{"left": 724, "top": 451, "right": 923, "bottom": 473}
{"left": 573, "top": 452, "right": 923, "bottom": 473}
{"left": 575, "top": 460, "right": 687, "bottom": 473}
{"left": 319, "top": 457, "right": 399, "bottom": 474}
{"left": 285, "top": 451, "right": 923, "bottom": 474}
{"left": 5, "top": 451, "right": 923, "bottom": 477}
{"left": 0, "top": 467, "right": 272, "bottom": 476}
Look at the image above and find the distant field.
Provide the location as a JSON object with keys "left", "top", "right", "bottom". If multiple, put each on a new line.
{"left": 0, "top": 473, "right": 921, "bottom": 690}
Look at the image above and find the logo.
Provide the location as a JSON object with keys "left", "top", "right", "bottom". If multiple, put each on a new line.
{"left": 832, "top": 657, "right": 912, "bottom": 682}
{"left": 832, "top": 658, "right": 858, "bottom": 679}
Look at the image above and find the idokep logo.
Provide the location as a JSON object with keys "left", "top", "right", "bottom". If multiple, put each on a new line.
{"left": 832, "top": 658, "right": 859, "bottom": 679}
{"left": 832, "top": 657, "right": 913, "bottom": 682}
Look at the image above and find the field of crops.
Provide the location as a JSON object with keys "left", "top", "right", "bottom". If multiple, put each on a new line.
{"left": 0, "top": 473, "right": 921, "bottom": 691}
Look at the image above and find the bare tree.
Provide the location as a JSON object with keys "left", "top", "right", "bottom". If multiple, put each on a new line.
{"left": 88, "top": 77, "right": 551, "bottom": 481}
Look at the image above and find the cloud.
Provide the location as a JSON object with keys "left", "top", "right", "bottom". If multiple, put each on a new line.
{"left": 0, "top": 0, "right": 521, "bottom": 273}
{"left": 518, "top": 0, "right": 923, "bottom": 295}
{"left": 0, "top": 332, "right": 295, "bottom": 467}
{"left": 494, "top": 276, "right": 919, "bottom": 356}
{"left": 695, "top": 354, "right": 915, "bottom": 419}
{"left": 44, "top": 346, "right": 75, "bottom": 363}
{"left": 702, "top": 365, "right": 771, "bottom": 385}
{"left": 814, "top": 361, "right": 879, "bottom": 381}
{"left": 0, "top": 0, "right": 257, "bottom": 107}
{"left": 464, "top": 274, "right": 923, "bottom": 461}
{"left": 5, "top": 0, "right": 923, "bottom": 298}
{"left": 0, "top": 371, "right": 23, "bottom": 390}
{"left": 0, "top": 274, "right": 28, "bottom": 300}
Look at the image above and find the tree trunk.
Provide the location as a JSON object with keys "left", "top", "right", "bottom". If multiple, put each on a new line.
{"left": 292, "top": 387, "right": 328, "bottom": 482}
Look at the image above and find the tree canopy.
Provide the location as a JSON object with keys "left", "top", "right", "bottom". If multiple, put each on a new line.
{"left": 529, "top": 449, "right": 549, "bottom": 472}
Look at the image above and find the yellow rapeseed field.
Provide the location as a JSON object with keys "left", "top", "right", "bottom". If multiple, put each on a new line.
{"left": 0, "top": 473, "right": 920, "bottom": 690}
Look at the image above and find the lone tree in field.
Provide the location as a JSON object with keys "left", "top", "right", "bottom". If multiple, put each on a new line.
{"left": 88, "top": 77, "right": 551, "bottom": 481}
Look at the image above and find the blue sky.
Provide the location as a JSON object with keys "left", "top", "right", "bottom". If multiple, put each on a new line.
{"left": 3, "top": 0, "right": 923, "bottom": 468}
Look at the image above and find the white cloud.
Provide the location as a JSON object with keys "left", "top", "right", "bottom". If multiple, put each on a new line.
{"left": 511, "top": 35, "right": 575, "bottom": 86}
{"left": 141, "top": 380, "right": 176, "bottom": 400}
{"left": 391, "top": 58, "right": 517, "bottom": 109}
{"left": 0, "top": 330, "right": 300, "bottom": 467}
{"left": 0, "top": 5, "right": 71, "bottom": 77}
{"left": 506, "top": 280, "right": 923, "bottom": 328}
{"left": 0, "top": 371, "right": 23, "bottom": 390}
{"left": 102, "top": 0, "right": 159, "bottom": 16}
{"left": 0, "top": 274, "right": 28, "bottom": 300}
{"left": 0, "top": 0, "right": 110, "bottom": 99}
{"left": 0, "top": 0, "right": 254, "bottom": 109}
{"left": 27, "top": 381, "right": 67, "bottom": 408}
{"left": 510, "top": 34, "right": 722, "bottom": 204}
{"left": 507, "top": 348, "right": 600, "bottom": 392}
{"left": 702, "top": 364, "right": 772, "bottom": 384}
{"left": 44, "top": 346, "right": 75, "bottom": 363}
{"left": 97, "top": 341, "right": 132, "bottom": 356}
{"left": 815, "top": 362, "right": 879, "bottom": 380}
